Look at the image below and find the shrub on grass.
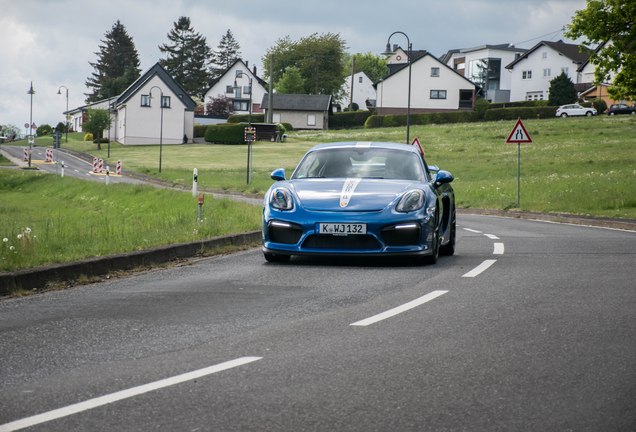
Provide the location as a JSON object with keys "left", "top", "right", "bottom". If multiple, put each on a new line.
{"left": 36, "top": 124, "right": 52, "bottom": 136}
{"left": 329, "top": 111, "right": 372, "bottom": 129}
{"left": 204, "top": 124, "right": 246, "bottom": 144}
{"left": 590, "top": 98, "right": 607, "bottom": 113}
{"left": 194, "top": 125, "right": 207, "bottom": 138}
{"left": 84, "top": 133, "right": 94, "bottom": 141}
{"left": 474, "top": 98, "right": 490, "bottom": 120}
{"left": 484, "top": 107, "right": 557, "bottom": 121}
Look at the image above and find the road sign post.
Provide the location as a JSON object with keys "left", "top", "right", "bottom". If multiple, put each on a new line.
{"left": 506, "top": 118, "right": 533, "bottom": 206}
{"left": 411, "top": 137, "right": 425, "bottom": 156}
{"left": 244, "top": 127, "right": 256, "bottom": 184}
{"left": 197, "top": 194, "right": 204, "bottom": 222}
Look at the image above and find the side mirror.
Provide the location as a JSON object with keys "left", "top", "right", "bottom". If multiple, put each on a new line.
{"left": 270, "top": 168, "right": 286, "bottom": 181}
{"left": 434, "top": 170, "right": 454, "bottom": 187}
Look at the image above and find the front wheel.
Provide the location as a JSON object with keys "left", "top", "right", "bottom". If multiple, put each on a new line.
{"left": 264, "top": 253, "right": 291, "bottom": 263}
{"left": 560, "top": 113, "right": 568, "bottom": 118}
{"left": 586, "top": 111, "right": 593, "bottom": 116}
{"left": 439, "top": 211, "right": 456, "bottom": 256}
{"left": 609, "top": 112, "right": 615, "bottom": 116}
{"left": 421, "top": 208, "right": 440, "bottom": 265}
{"left": 630, "top": 111, "right": 635, "bottom": 115}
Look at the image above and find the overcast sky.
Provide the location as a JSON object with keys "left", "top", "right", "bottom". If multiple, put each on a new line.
{"left": 0, "top": 0, "right": 586, "bottom": 134}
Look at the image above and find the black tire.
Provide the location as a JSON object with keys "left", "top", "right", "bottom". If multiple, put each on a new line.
{"left": 609, "top": 112, "right": 615, "bottom": 116}
{"left": 560, "top": 113, "right": 568, "bottom": 118}
{"left": 264, "top": 253, "right": 290, "bottom": 263}
{"left": 586, "top": 111, "right": 593, "bottom": 116}
{"left": 630, "top": 111, "right": 635, "bottom": 115}
{"left": 421, "top": 208, "right": 440, "bottom": 265}
{"left": 439, "top": 210, "right": 456, "bottom": 256}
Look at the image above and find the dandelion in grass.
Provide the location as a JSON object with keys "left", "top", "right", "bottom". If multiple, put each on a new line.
{"left": 10, "top": 246, "right": 15, "bottom": 250}
{"left": 3, "top": 238, "right": 7, "bottom": 243}
{"left": 17, "top": 234, "right": 23, "bottom": 239}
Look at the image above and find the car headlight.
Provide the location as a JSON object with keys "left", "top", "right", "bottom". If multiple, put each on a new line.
{"left": 396, "top": 190, "right": 424, "bottom": 212}
{"left": 270, "top": 187, "right": 293, "bottom": 210}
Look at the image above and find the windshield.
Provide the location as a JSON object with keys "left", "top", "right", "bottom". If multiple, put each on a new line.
{"left": 292, "top": 148, "right": 426, "bottom": 181}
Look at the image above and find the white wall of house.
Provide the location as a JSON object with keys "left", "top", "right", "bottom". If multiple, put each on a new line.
{"left": 268, "top": 110, "right": 327, "bottom": 131}
{"left": 68, "top": 98, "right": 117, "bottom": 139}
{"left": 377, "top": 55, "right": 474, "bottom": 112}
{"left": 335, "top": 71, "right": 376, "bottom": 112}
{"left": 203, "top": 61, "right": 267, "bottom": 116}
{"left": 118, "top": 75, "right": 193, "bottom": 145}
{"left": 508, "top": 45, "right": 585, "bottom": 102}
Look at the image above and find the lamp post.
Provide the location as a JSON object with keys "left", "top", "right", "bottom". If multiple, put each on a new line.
{"left": 148, "top": 86, "right": 164, "bottom": 173}
{"left": 381, "top": 32, "right": 412, "bottom": 145}
{"left": 233, "top": 76, "right": 253, "bottom": 184}
{"left": 27, "top": 82, "right": 35, "bottom": 168}
{"left": 57, "top": 86, "right": 69, "bottom": 144}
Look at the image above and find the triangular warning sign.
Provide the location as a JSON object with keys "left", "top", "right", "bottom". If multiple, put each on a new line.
{"left": 411, "top": 137, "right": 425, "bottom": 156}
{"left": 506, "top": 118, "right": 532, "bottom": 143}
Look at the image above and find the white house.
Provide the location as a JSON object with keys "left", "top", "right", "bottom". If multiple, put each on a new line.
{"left": 334, "top": 71, "right": 376, "bottom": 112}
{"left": 261, "top": 94, "right": 332, "bottom": 130}
{"left": 504, "top": 40, "right": 590, "bottom": 102}
{"left": 66, "top": 62, "right": 196, "bottom": 145}
{"left": 376, "top": 50, "right": 477, "bottom": 114}
{"left": 202, "top": 59, "right": 268, "bottom": 116}
{"left": 440, "top": 44, "right": 528, "bottom": 103}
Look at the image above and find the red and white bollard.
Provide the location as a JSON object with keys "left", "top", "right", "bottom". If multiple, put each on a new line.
{"left": 93, "top": 157, "right": 98, "bottom": 173}
{"left": 24, "top": 148, "right": 28, "bottom": 161}
{"left": 116, "top": 160, "right": 121, "bottom": 175}
{"left": 98, "top": 159, "right": 104, "bottom": 173}
{"left": 45, "top": 149, "right": 53, "bottom": 162}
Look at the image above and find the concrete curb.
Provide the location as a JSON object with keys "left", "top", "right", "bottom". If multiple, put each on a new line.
{"left": 0, "top": 230, "right": 262, "bottom": 294}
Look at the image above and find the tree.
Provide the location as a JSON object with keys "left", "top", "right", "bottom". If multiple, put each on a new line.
{"left": 262, "top": 33, "right": 348, "bottom": 98}
{"left": 36, "top": 124, "right": 53, "bottom": 137}
{"left": 159, "top": 16, "right": 213, "bottom": 99}
{"left": 82, "top": 109, "right": 113, "bottom": 150}
{"left": 345, "top": 52, "right": 388, "bottom": 83}
{"left": 275, "top": 66, "right": 305, "bottom": 94}
{"left": 85, "top": 21, "right": 141, "bottom": 103}
{"left": 210, "top": 29, "right": 242, "bottom": 77}
{"left": 205, "top": 94, "right": 235, "bottom": 116}
{"left": 548, "top": 72, "right": 578, "bottom": 106}
{"left": 566, "top": 0, "right": 636, "bottom": 101}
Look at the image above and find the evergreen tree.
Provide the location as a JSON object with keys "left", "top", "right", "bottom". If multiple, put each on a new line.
{"left": 548, "top": 72, "right": 578, "bottom": 106}
{"left": 275, "top": 66, "right": 305, "bottom": 94}
{"left": 210, "top": 29, "right": 242, "bottom": 77}
{"left": 159, "top": 16, "right": 212, "bottom": 99}
{"left": 85, "top": 21, "right": 141, "bottom": 103}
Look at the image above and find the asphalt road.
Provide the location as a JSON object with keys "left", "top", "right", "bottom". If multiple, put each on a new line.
{"left": 1, "top": 214, "right": 635, "bottom": 431}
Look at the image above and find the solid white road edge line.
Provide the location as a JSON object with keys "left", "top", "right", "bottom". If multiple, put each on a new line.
{"left": 493, "top": 243, "right": 505, "bottom": 255}
{"left": 0, "top": 357, "right": 262, "bottom": 432}
{"left": 485, "top": 234, "right": 500, "bottom": 239}
{"left": 463, "top": 228, "right": 482, "bottom": 233}
{"left": 462, "top": 260, "right": 497, "bottom": 277}
{"left": 350, "top": 290, "right": 448, "bottom": 327}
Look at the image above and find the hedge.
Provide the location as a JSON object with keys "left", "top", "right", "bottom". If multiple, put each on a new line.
{"left": 484, "top": 107, "right": 557, "bottom": 121}
{"left": 204, "top": 124, "right": 247, "bottom": 144}
{"left": 489, "top": 100, "right": 548, "bottom": 109}
{"left": 194, "top": 125, "right": 207, "bottom": 138}
{"left": 329, "top": 111, "right": 373, "bottom": 129}
{"left": 227, "top": 114, "right": 265, "bottom": 123}
{"left": 364, "top": 111, "right": 478, "bottom": 128}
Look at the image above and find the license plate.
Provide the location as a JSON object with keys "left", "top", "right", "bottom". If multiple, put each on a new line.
{"left": 317, "top": 223, "right": 367, "bottom": 235}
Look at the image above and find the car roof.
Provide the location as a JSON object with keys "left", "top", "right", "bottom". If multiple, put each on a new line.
{"left": 307, "top": 141, "right": 421, "bottom": 154}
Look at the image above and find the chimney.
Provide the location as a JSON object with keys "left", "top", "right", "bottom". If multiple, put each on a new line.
{"left": 253, "top": 66, "right": 257, "bottom": 76}
{"left": 393, "top": 44, "right": 398, "bottom": 52}
{"left": 246, "top": 60, "right": 249, "bottom": 68}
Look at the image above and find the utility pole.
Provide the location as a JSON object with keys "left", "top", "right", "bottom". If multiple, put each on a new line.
{"left": 315, "top": 56, "right": 319, "bottom": 94}
{"left": 268, "top": 54, "right": 274, "bottom": 123}
{"left": 349, "top": 56, "right": 356, "bottom": 112}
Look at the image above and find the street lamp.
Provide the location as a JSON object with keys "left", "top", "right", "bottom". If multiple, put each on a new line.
{"left": 57, "top": 86, "right": 69, "bottom": 144}
{"left": 381, "top": 32, "right": 412, "bottom": 145}
{"left": 148, "top": 86, "right": 164, "bottom": 173}
{"left": 27, "top": 82, "right": 35, "bottom": 168}
{"left": 233, "top": 76, "right": 253, "bottom": 184}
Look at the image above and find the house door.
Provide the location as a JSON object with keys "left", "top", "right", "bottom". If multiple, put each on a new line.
{"left": 459, "top": 90, "right": 474, "bottom": 109}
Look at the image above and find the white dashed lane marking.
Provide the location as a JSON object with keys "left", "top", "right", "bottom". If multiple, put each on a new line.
{"left": 351, "top": 291, "right": 448, "bottom": 326}
{"left": 463, "top": 259, "right": 497, "bottom": 277}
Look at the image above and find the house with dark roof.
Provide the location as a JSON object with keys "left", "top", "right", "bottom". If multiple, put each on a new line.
{"left": 202, "top": 59, "right": 268, "bottom": 117}
{"left": 65, "top": 62, "right": 197, "bottom": 145}
{"left": 375, "top": 50, "right": 478, "bottom": 115}
{"left": 440, "top": 44, "right": 528, "bottom": 103}
{"left": 504, "top": 40, "right": 591, "bottom": 102}
{"left": 260, "top": 94, "right": 332, "bottom": 130}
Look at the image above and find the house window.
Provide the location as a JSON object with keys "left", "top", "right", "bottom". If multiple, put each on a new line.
{"left": 232, "top": 100, "right": 248, "bottom": 111}
{"left": 244, "top": 86, "right": 251, "bottom": 94}
{"left": 307, "top": 114, "right": 316, "bottom": 126}
{"left": 542, "top": 52, "right": 547, "bottom": 60}
{"left": 431, "top": 67, "right": 440, "bottom": 77}
{"left": 273, "top": 113, "right": 281, "bottom": 123}
{"left": 141, "top": 95, "right": 150, "bottom": 107}
{"left": 522, "top": 71, "right": 532, "bottom": 80}
{"left": 543, "top": 68, "right": 551, "bottom": 78}
{"left": 161, "top": 96, "right": 171, "bottom": 108}
{"left": 236, "top": 70, "right": 243, "bottom": 77}
{"left": 226, "top": 85, "right": 233, "bottom": 93}
{"left": 235, "top": 87, "right": 241, "bottom": 98}
{"left": 359, "top": 77, "right": 363, "bottom": 83}
{"left": 561, "top": 67, "right": 569, "bottom": 75}
{"left": 430, "top": 90, "right": 447, "bottom": 99}
{"left": 526, "top": 92, "right": 543, "bottom": 100}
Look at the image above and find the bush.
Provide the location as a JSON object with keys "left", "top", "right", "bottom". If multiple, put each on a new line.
{"left": 194, "top": 125, "right": 207, "bottom": 138}
{"left": 55, "top": 122, "right": 67, "bottom": 133}
{"left": 204, "top": 124, "right": 247, "bottom": 144}
{"left": 227, "top": 114, "right": 265, "bottom": 123}
{"left": 281, "top": 122, "right": 293, "bottom": 131}
{"left": 329, "top": 111, "right": 373, "bottom": 129}
{"left": 93, "top": 138, "right": 109, "bottom": 143}
{"left": 84, "top": 133, "right": 94, "bottom": 141}
{"left": 484, "top": 107, "right": 557, "bottom": 121}
{"left": 474, "top": 98, "right": 490, "bottom": 120}
{"left": 489, "top": 100, "right": 546, "bottom": 109}
{"left": 36, "top": 124, "right": 53, "bottom": 136}
{"left": 365, "top": 111, "right": 478, "bottom": 129}
{"left": 590, "top": 98, "right": 607, "bottom": 113}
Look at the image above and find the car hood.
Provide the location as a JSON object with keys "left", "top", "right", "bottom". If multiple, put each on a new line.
{"left": 290, "top": 178, "right": 417, "bottom": 211}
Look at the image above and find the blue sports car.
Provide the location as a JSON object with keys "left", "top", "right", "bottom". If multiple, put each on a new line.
{"left": 262, "top": 141, "right": 456, "bottom": 264}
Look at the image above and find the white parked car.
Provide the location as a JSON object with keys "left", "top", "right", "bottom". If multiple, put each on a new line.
{"left": 555, "top": 104, "right": 597, "bottom": 117}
